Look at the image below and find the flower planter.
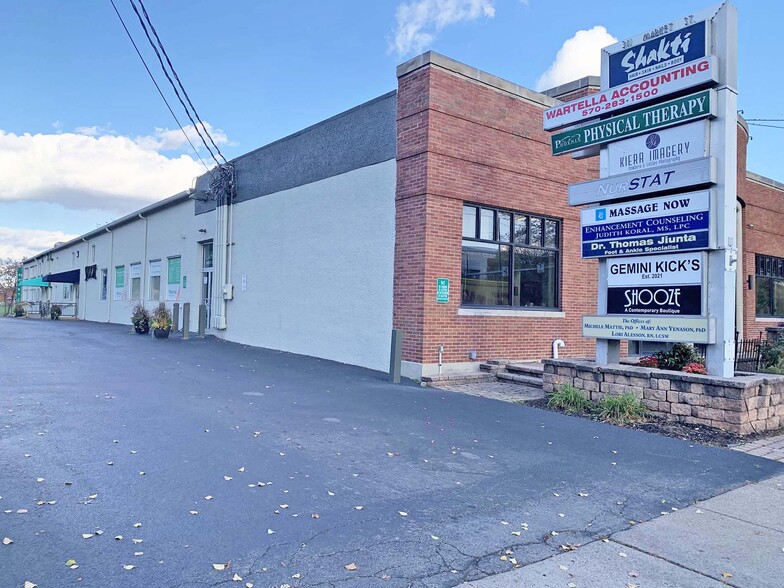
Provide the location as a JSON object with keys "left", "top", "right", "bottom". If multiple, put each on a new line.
{"left": 153, "top": 327, "right": 171, "bottom": 339}
{"left": 134, "top": 322, "right": 150, "bottom": 334}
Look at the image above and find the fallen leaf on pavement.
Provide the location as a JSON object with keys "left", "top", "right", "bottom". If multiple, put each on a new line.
{"left": 232, "top": 572, "right": 243, "bottom": 581}
{"left": 190, "top": 511, "right": 199, "bottom": 515}
{"left": 123, "top": 565, "right": 135, "bottom": 570}
{"left": 267, "top": 529, "right": 275, "bottom": 535}
{"left": 311, "top": 513, "right": 320, "bottom": 519}
{"left": 65, "top": 559, "right": 76, "bottom": 566}
{"left": 224, "top": 476, "right": 233, "bottom": 481}
{"left": 344, "top": 563, "right": 357, "bottom": 571}
{"left": 205, "top": 496, "right": 213, "bottom": 500}
{"left": 82, "top": 533, "right": 94, "bottom": 539}
{"left": 2, "top": 538, "right": 12, "bottom": 545}
{"left": 722, "top": 572, "right": 733, "bottom": 578}
{"left": 399, "top": 511, "right": 408, "bottom": 517}
{"left": 133, "top": 523, "right": 142, "bottom": 528}
{"left": 24, "top": 582, "right": 37, "bottom": 588}
{"left": 212, "top": 563, "right": 229, "bottom": 571}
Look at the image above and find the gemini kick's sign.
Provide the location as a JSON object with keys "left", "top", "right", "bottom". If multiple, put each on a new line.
{"left": 606, "top": 253, "right": 704, "bottom": 316}
{"left": 551, "top": 89, "right": 715, "bottom": 155}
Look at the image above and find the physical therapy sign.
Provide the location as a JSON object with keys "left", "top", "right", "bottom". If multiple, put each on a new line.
{"left": 551, "top": 89, "right": 715, "bottom": 155}
{"left": 580, "top": 190, "right": 714, "bottom": 258}
{"left": 543, "top": 56, "right": 716, "bottom": 130}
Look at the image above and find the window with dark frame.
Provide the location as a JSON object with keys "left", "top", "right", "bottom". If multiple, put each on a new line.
{"left": 461, "top": 204, "right": 560, "bottom": 309}
{"left": 755, "top": 254, "right": 784, "bottom": 317}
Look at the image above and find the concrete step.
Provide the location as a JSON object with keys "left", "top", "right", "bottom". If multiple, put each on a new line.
{"left": 496, "top": 372, "right": 544, "bottom": 388}
{"left": 480, "top": 363, "right": 499, "bottom": 373}
{"left": 422, "top": 373, "right": 497, "bottom": 385}
{"left": 506, "top": 362, "right": 545, "bottom": 376}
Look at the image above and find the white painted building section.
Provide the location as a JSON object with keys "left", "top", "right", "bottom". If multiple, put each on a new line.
{"left": 220, "top": 160, "right": 396, "bottom": 372}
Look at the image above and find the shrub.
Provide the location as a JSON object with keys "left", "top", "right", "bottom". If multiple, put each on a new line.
{"left": 637, "top": 355, "right": 659, "bottom": 368}
{"left": 682, "top": 362, "right": 707, "bottom": 374}
{"left": 150, "top": 303, "right": 173, "bottom": 330}
{"left": 653, "top": 343, "right": 704, "bottom": 372}
{"left": 548, "top": 384, "right": 592, "bottom": 414}
{"left": 598, "top": 393, "right": 647, "bottom": 424}
{"left": 763, "top": 365, "right": 784, "bottom": 375}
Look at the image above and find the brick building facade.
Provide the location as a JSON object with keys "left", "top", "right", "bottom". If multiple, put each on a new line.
{"left": 394, "top": 52, "right": 784, "bottom": 379}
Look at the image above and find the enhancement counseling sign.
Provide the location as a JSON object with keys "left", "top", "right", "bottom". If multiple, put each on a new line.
{"left": 580, "top": 190, "right": 714, "bottom": 258}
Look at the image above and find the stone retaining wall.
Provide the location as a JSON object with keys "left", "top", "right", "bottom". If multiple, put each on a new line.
{"left": 543, "top": 359, "right": 784, "bottom": 436}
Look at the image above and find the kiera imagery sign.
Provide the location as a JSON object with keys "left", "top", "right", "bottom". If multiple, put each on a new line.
{"left": 607, "top": 120, "right": 708, "bottom": 176}
{"left": 551, "top": 89, "right": 715, "bottom": 155}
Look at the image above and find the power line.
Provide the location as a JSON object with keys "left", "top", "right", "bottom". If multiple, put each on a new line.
{"left": 136, "top": 0, "right": 228, "bottom": 165}
{"left": 108, "top": 0, "right": 212, "bottom": 174}
{"left": 127, "top": 0, "right": 223, "bottom": 169}
{"left": 745, "top": 118, "right": 784, "bottom": 122}
{"left": 747, "top": 122, "right": 784, "bottom": 130}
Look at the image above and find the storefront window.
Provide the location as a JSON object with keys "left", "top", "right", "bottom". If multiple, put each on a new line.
{"left": 461, "top": 204, "right": 560, "bottom": 309}
{"left": 756, "top": 254, "right": 784, "bottom": 317}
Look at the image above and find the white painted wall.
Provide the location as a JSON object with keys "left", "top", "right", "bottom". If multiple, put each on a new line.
{"left": 22, "top": 199, "right": 214, "bottom": 326}
{"left": 220, "top": 160, "right": 396, "bottom": 372}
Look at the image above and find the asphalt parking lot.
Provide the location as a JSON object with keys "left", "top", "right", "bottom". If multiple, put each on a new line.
{"left": 1, "top": 318, "right": 780, "bottom": 588}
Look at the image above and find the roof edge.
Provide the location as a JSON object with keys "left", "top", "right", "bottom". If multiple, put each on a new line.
{"left": 747, "top": 171, "right": 784, "bottom": 192}
{"left": 396, "top": 51, "right": 558, "bottom": 108}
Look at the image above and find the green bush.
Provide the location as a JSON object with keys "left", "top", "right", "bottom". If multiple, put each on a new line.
{"left": 653, "top": 343, "right": 703, "bottom": 371}
{"left": 548, "top": 384, "right": 592, "bottom": 413}
{"left": 598, "top": 393, "right": 647, "bottom": 424}
{"left": 763, "top": 365, "right": 784, "bottom": 375}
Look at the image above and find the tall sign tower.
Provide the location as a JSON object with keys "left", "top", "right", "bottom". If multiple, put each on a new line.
{"left": 544, "top": 3, "right": 738, "bottom": 376}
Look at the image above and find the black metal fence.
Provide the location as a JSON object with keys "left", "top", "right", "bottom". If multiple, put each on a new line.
{"left": 735, "top": 337, "right": 767, "bottom": 372}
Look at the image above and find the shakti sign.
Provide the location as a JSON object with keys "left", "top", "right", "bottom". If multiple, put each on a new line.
{"left": 551, "top": 89, "right": 715, "bottom": 155}
{"left": 580, "top": 190, "right": 713, "bottom": 258}
{"left": 543, "top": 56, "right": 716, "bottom": 130}
{"left": 608, "top": 20, "right": 708, "bottom": 87}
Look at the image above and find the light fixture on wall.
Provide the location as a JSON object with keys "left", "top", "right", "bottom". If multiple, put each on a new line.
{"left": 748, "top": 275, "right": 754, "bottom": 290}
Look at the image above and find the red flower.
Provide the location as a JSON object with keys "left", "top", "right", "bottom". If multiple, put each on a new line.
{"left": 682, "top": 362, "right": 707, "bottom": 374}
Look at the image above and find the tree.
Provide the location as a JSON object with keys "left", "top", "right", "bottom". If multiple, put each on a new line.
{"left": 0, "top": 258, "right": 21, "bottom": 315}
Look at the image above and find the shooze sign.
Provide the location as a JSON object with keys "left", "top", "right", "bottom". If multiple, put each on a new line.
{"left": 608, "top": 120, "right": 708, "bottom": 175}
{"left": 551, "top": 89, "right": 715, "bottom": 155}
{"left": 606, "top": 252, "right": 704, "bottom": 316}
{"left": 581, "top": 190, "right": 713, "bottom": 258}
{"left": 568, "top": 157, "right": 716, "bottom": 206}
{"left": 608, "top": 20, "right": 708, "bottom": 88}
{"left": 582, "top": 315, "right": 715, "bottom": 344}
{"left": 543, "top": 55, "right": 717, "bottom": 130}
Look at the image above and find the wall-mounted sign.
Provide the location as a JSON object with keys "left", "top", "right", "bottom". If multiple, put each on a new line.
{"left": 569, "top": 157, "right": 716, "bottom": 206}
{"left": 582, "top": 315, "right": 715, "bottom": 344}
{"left": 543, "top": 55, "right": 716, "bottom": 130}
{"left": 607, "top": 20, "right": 708, "bottom": 88}
{"left": 552, "top": 89, "right": 715, "bottom": 155}
{"left": 607, "top": 252, "right": 705, "bottom": 317}
{"left": 581, "top": 190, "right": 713, "bottom": 258}
{"left": 608, "top": 120, "right": 708, "bottom": 175}
{"left": 436, "top": 278, "right": 449, "bottom": 303}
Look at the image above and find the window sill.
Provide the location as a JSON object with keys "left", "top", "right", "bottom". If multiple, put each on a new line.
{"left": 458, "top": 307, "right": 565, "bottom": 318}
{"left": 755, "top": 317, "right": 784, "bottom": 323}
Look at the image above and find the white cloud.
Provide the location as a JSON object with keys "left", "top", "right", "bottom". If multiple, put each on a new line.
{"left": 536, "top": 25, "right": 617, "bottom": 91}
{"left": 134, "top": 122, "right": 231, "bottom": 152}
{"left": 391, "top": 0, "right": 495, "bottom": 57}
{"left": 0, "top": 127, "right": 222, "bottom": 214}
{"left": 0, "top": 227, "right": 79, "bottom": 260}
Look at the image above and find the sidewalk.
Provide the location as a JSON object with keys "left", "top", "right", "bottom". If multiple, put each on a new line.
{"left": 732, "top": 432, "right": 784, "bottom": 462}
{"left": 460, "top": 472, "right": 784, "bottom": 588}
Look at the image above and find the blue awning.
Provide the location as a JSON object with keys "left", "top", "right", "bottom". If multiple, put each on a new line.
{"left": 19, "top": 277, "right": 50, "bottom": 287}
{"left": 43, "top": 269, "right": 80, "bottom": 284}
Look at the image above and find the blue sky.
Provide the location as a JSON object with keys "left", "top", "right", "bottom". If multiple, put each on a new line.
{"left": 0, "top": 0, "right": 780, "bottom": 258}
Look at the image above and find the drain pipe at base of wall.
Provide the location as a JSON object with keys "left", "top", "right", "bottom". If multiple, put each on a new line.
{"left": 553, "top": 339, "right": 565, "bottom": 359}
{"left": 438, "top": 345, "right": 444, "bottom": 375}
